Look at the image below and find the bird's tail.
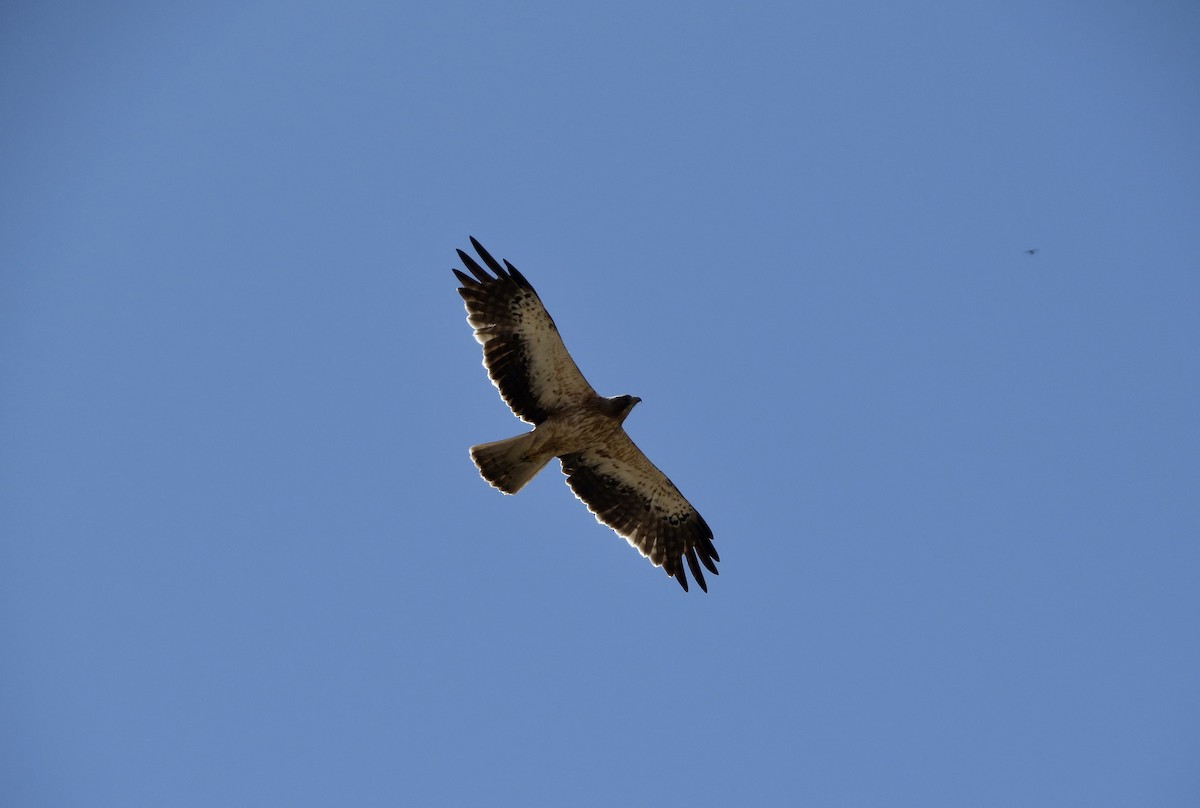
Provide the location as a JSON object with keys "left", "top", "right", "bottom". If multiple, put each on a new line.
{"left": 469, "top": 432, "right": 551, "bottom": 494}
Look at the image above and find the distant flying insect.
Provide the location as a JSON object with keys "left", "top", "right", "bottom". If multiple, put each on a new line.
{"left": 453, "top": 238, "right": 719, "bottom": 592}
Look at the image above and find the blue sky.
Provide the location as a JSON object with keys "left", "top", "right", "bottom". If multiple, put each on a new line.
{"left": 3, "top": 1, "right": 1198, "bottom": 805}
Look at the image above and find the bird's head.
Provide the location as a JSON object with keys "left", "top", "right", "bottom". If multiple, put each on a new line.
{"left": 611, "top": 394, "right": 641, "bottom": 422}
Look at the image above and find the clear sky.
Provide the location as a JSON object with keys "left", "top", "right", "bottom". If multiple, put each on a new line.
{"left": 3, "top": 2, "right": 1198, "bottom": 805}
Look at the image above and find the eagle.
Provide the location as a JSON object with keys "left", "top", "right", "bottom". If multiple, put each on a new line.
{"left": 453, "top": 237, "right": 720, "bottom": 592}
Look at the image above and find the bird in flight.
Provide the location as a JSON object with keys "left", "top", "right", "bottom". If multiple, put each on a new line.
{"left": 453, "top": 238, "right": 719, "bottom": 592}
{"left": 1025, "top": 248, "right": 1039, "bottom": 256}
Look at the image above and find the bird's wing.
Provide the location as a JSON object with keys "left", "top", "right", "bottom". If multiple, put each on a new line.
{"left": 560, "top": 431, "right": 719, "bottom": 592}
{"left": 454, "top": 238, "right": 597, "bottom": 425}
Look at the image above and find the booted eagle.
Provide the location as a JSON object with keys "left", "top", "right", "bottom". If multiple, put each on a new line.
{"left": 453, "top": 238, "right": 719, "bottom": 592}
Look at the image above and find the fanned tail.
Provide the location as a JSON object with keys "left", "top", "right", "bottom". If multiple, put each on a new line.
{"left": 469, "top": 432, "right": 551, "bottom": 494}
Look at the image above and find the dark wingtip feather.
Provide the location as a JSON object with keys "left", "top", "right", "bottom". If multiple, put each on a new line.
{"left": 685, "top": 547, "right": 708, "bottom": 592}
{"left": 469, "top": 237, "right": 507, "bottom": 276}
{"left": 699, "top": 536, "right": 720, "bottom": 573}
{"left": 673, "top": 567, "right": 690, "bottom": 592}
{"left": 695, "top": 515, "right": 719, "bottom": 568}
{"left": 452, "top": 268, "right": 477, "bottom": 288}
{"left": 456, "top": 248, "right": 493, "bottom": 283}
{"left": 505, "top": 260, "right": 534, "bottom": 290}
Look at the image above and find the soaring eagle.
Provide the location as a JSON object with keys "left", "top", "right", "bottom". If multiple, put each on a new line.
{"left": 453, "top": 238, "right": 720, "bottom": 592}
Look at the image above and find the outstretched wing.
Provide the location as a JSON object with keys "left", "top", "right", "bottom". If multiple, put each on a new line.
{"left": 454, "top": 238, "right": 597, "bottom": 425}
{"left": 560, "top": 432, "right": 719, "bottom": 592}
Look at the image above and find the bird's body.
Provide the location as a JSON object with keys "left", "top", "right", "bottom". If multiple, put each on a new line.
{"left": 453, "top": 238, "right": 719, "bottom": 592}
{"left": 468, "top": 395, "right": 637, "bottom": 495}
